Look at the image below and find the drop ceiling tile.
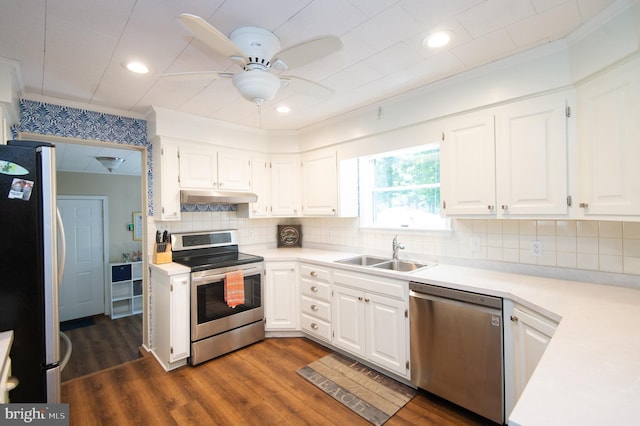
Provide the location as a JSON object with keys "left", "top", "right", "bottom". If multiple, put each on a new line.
{"left": 349, "top": 3, "right": 423, "bottom": 53}
{"left": 508, "top": 1, "right": 582, "bottom": 47}
{"left": 210, "top": 0, "right": 311, "bottom": 35}
{"left": 457, "top": 0, "right": 537, "bottom": 38}
{"left": 451, "top": 29, "right": 518, "bottom": 67}
{"left": 400, "top": 0, "right": 485, "bottom": 29}
{"left": 323, "top": 62, "right": 383, "bottom": 92}
{"left": 576, "top": 0, "right": 618, "bottom": 21}
{"left": 363, "top": 42, "right": 424, "bottom": 75}
{"left": 348, "top": 0, "right": 398, "bottom": 17}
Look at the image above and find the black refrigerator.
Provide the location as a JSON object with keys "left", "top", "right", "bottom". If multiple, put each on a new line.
{"left": 0, "top": 140, "right": 61, "bottom": 402}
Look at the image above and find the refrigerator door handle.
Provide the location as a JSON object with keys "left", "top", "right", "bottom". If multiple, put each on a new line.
{"left": 56, "top": 207, "right": 66, "bottom": 286}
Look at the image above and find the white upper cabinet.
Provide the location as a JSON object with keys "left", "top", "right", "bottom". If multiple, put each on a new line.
{"left": 441, "top": 109, "right": 496, "bottom": 216}
{"left": 152, "top": 137, "right": 181, "bottom": 221}
{"left": 301, "top": 150, "right": 338, "bottom": 216}
{"left": 441, "top": 92, "right": 571, "bottom": 218}
{"left": 179, "top": 142, "right": 217, "bottom": 189}
{"left": 495, "top": 92, "right": 570, "bottom": 216}
{"left": 178, "top": 141, "right": 251, "bottom": 191}
{"left": 217, "top": 149, "right": 252, "bottom": 191}
{"left": 577, "top": 57, "right": 640, "bottom": 218}
{"left": 270, "top": 155, "right": 301, "bottom": 217}
{"left": 245, "top": 155, "right": 271, "bottom": 218}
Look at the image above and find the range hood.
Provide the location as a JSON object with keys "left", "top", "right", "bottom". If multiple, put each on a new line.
{"left": 180, "top": 189, "right": 258, "bottom": 204}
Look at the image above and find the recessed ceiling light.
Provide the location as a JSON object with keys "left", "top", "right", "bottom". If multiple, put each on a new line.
{"left": 422, "top": 31, "right": 451, "bottom": 49}
{"left": 276, "top": 105, "right": 290, "bottom": 113}
{"left": 126, "top": 61, "right": 149, "bottom": 74}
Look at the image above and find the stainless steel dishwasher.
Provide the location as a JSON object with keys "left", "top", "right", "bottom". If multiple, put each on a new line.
{"left": 409, "top": 281, "right": 504, "bottom": 424}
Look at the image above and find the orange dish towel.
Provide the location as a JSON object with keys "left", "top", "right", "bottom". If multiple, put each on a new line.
{"left": 224, "top": 270, "right": 245, "bottom": 308}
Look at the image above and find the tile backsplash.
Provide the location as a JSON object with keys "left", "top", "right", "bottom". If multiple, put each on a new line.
{"left": 151, "top": 213, "right": 640, "bottom": 277}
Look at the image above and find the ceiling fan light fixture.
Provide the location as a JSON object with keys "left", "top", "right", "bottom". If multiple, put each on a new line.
{"left": 96, "top": 156, "right": 125, "bottom": 173}
{"left": 423, "top": 31, "right": 451, "bottom": 49}
{"left": 232, "top": 71, "right": 281, "bottom": 105}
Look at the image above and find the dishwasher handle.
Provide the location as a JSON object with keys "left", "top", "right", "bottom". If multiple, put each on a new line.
{"left": 409, "top": 289, "right": 503, "bottom": 316}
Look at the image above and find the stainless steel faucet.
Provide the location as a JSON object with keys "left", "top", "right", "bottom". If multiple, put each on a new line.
{"left": 392, "top": 235, "right": 405, "bottom": 260}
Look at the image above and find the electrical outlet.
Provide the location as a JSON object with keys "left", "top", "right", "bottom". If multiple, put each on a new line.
{"left": 472, "top": 237, "right": 482, "bottom": 252}
{"left": 531, "top": 240, "right": 542, "bottom": 257}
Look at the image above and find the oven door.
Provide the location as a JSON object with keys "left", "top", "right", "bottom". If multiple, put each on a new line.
{"left": 191, "top": 264, "right": 264, "bottom": 342}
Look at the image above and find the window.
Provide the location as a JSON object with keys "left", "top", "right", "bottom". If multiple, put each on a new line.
{"left": 359, "top": 144, "right": 448, "bottom": 230}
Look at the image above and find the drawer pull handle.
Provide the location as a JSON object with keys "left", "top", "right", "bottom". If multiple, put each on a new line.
{"left": 311, "top": 323, "right": 318, "bottom": 330}
{"left": 310, "top": 304, "right": 318, "bottom": 311}
{"left": 310, "top": 271, "right": 318, "bottom": 277}
{"left": 310, "top": 286, "right": 318, "bottom": 292}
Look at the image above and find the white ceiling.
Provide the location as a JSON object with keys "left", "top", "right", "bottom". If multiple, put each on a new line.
{"left": 0, "top": 0, "right": 618, "bottom": 133}
{"left": 54, "top": 142, "right": 142, "bottom": 175}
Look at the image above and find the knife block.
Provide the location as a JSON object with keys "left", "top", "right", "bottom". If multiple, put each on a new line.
{"left": 152, "top": 242, "right": 172, "bottom": 264}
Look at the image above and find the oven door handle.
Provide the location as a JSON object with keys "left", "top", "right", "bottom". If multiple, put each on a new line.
{"left": 191, "top": 266, "right": 263, "bottom": 285}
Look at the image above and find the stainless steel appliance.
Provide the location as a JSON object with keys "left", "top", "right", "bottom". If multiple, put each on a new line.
{"left": 171, "top": 230, "right": 264, "bottom": 365}
{"left": 0, "top": 140, "right": 65, "bottom": 402}
{"left": 409, "top": 281, "right": 504, "bottom": 424}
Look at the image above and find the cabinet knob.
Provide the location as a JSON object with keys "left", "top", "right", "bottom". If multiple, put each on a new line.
{"left": 310, "top": 304, "right": 318, "bottom": 311}
{"left": 501, "top": 205, "right": 508, "bottom": 210}
{"left": 488, "top": 205, "right": 495, "bottom": 210}
{"left": 579, "top": 202, "right": 589, "bottom": 208}
{"left": 310, "top": 286, "right": 318, "bottom": 292}
{"left": 310, "top": 323, "right": 319, "bottom": 330}
{"left": 510, "top": 315, "right": 519, "bottom": 322}
{"left": 310, "top": 271, "right": 318, "bottom": 277}
{"left": 358, "top": 296, "right": 363, "bottom": 301}
{"left": 364, "top": 298, "right": 370, "bottom": 303}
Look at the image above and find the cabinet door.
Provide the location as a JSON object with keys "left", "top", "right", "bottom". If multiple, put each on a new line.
{"left": 511, "top": 306, "right": 556, "bottom": 405}
{"left": 179, "top": 142, "right": 218, "bottom": 188}
{"left": 170, "top": 274, "right": 190, "bottom": 362}
{"left": 332, "top": 285, "right": 366, "bottom": 357}
{"left": 271, "top": 156, "right": 301, "bottom": 216}
{"left": 153, "top": 138, "right": 181, "bottom": 221}
{"left": 441, "top": 110, "right": 496, "bottom": 215}
{"left": 218, "top": 149, "right": 252, "bottom": 190}
{"left": 265, "top": 262, "right": 298, "bottom": 330}
{"left": 301, "top": 150, "right": 337, "bottom": 216}
{"left": 248, "top": 156, "right": 271, "bottom": 217}
{"left": 365, "top": 293, "right": 407, "bottom": 376}
{"left": 496, "top": 93, "right": 569, "bottom": 215}
{"left": 577, "top": 57, "right": 640, "bottom": 216}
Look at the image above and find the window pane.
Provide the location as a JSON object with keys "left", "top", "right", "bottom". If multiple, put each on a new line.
{"left": 373, "top": 147, "right": 440, "bottom": 188}
{"left": 373, "top": 187, "right": 441, "bottom": 227}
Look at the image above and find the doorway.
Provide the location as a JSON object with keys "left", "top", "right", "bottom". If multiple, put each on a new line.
{"left": 58, "top": 196, "right": 108, "bottom": 322}
{"left": 19, "top": 132, "right": 148, "bottom": 379}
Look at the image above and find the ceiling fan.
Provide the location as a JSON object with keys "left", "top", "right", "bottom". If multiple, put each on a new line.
{"left": 165, "top": 14, "right": 343, "bottom": 106}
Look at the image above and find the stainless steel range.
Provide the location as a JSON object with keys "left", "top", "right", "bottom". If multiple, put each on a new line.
{"left": 170, "top": 230, "right": 264, "bottom": 365}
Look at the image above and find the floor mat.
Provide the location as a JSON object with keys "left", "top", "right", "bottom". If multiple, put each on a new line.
{"left": 297, "top": 352, "right": 416, "bottom": 425}
{"left": 60, "top": 317, "right": 95, "bottom": 331}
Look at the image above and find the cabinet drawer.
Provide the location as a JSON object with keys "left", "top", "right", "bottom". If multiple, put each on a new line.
{"left": 301, "top": 296, "right": 331, "bottom": 321}
{"left": 300, "top": 279, "right": 330, "bottom": 301}
{"left": 301, "top": 313, "right": 331, "bottom": 342}
{"left": 300, "top": 264, "right": 330, "bottom": 282}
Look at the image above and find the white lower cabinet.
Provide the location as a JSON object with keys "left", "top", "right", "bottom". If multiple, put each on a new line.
{"left": 150, "top": 265, "right": 190, "bottom": 371}
{"left": 332, "top": 271, "right": 409, "bottom": 378}
{"left": 504, "top": 301, "right": 558, "bottom": 418}
{"left": 299, "top": 263, "right": 332, "bottom": 342}
{"left": 265, "top": 262, "right": 299, "bottom": 331}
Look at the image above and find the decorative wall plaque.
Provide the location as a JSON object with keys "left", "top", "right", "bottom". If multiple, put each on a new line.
{"left": 277, "top": 225, "right": 302, "bottom": 247}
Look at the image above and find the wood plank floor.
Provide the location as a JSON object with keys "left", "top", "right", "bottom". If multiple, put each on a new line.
{"left": 61, "top": 314, "right": 142, "bottom": 382}
{"left": 62, "top": 337, "right": 494, "bottom": 425}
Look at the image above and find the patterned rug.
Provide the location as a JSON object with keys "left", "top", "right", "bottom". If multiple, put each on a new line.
{"left": 297, "top": 353, "right": 416, "bottom": 425}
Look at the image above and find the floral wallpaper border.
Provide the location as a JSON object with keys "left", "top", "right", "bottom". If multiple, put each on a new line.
{"left": 15, "top": 99, "right": 236, "bottom": 215}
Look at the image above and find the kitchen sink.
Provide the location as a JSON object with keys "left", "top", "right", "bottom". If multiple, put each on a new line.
{"left": 372, "top": 260, "right": 427, "bottom": 272}
{"left": 335, "top": 255, "right": 391, "bottom": 266}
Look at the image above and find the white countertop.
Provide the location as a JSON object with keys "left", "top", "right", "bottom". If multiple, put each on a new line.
{"left": 248, "top": 247, "right": 640, "bottom": 426}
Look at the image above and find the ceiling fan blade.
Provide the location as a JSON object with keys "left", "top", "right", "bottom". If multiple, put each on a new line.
{"left": 280, "top": 76, "right": 334, "bottom": 99}
{"left": 178, "top": 14, "right": 245, "bottom": 61}
{"left": 274, "top": 35, "right": 342, "bottom": 70}
{"left": 158, "top": 71, "right": 234, "bottom": 81}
